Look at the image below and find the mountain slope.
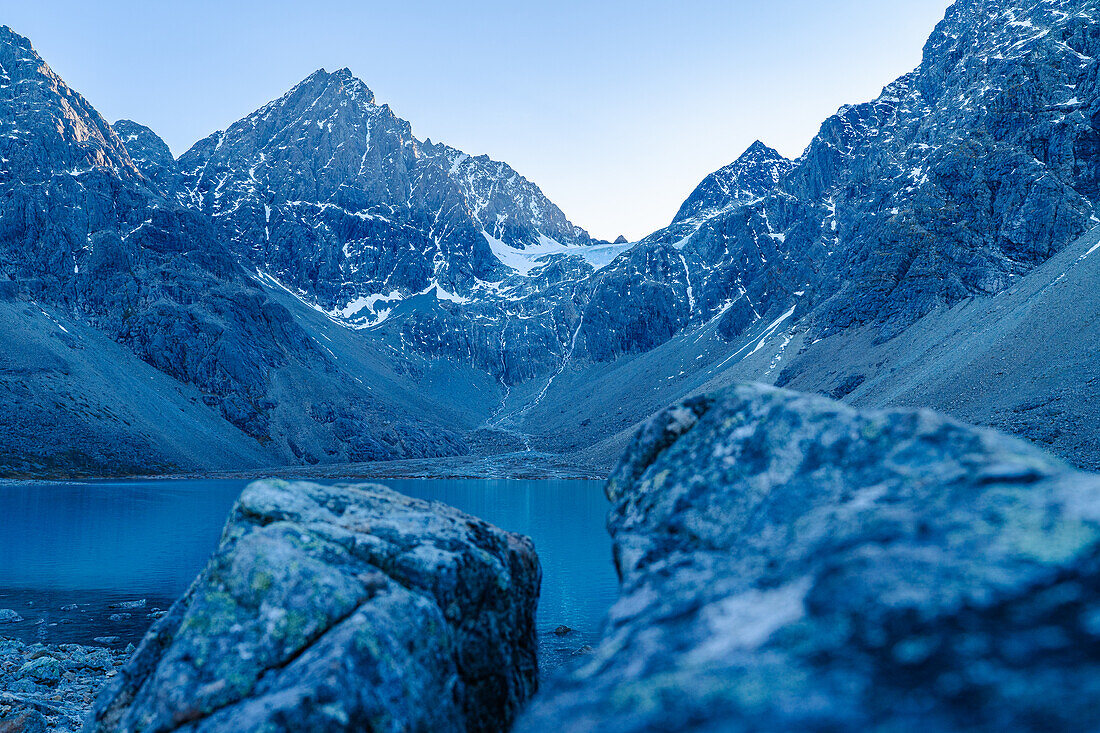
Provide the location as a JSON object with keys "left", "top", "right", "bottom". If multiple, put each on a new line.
{"left": 575, "top": 0, "right": 1099, "bottom": 363}
{"left": 497, "top": 0, "right": 1100, "bottom": 470}
{"left": 0, "top": 27, "right": 469, "bottom": 475}
{"left": 4, "top": 0, "right": 1100, "bottom": 477}
{"left": 516, "top": 221, "right": 1100, "bottom": 475}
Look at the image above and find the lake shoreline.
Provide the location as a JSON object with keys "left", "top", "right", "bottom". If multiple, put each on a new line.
{"left": 1, "top": 477, "right": 617, "bottom": 689}
{"left": 0, "top": 451, "right": 608, "bottom": 484}
{"left": 0, "top": 635, "right": 130, "bottom": 732}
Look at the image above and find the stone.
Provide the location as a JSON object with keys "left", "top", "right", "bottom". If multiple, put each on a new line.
{"left": 0, "top": 638, "right": 129, "bottom": 733}
{"left": 17, "top": 657, "right": 62, "bottom": 686}
{"left": 87, "top": 479, "right": 540, "bottom": 733}
{"left": 520, "top": 384, "right": 1100, "bottom": 732}
{"left": 0, "top": 610, "right": 22, "bottom": 624}
{"left": 0, "top": 709, "right": 47, "bottom": 733}
{"left": 553, "top": 625, "right": 573, "bottom": 636}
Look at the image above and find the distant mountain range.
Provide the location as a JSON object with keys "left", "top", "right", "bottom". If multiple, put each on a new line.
{"left": 1, "top": 0, "right": 1098, "bottom": 477}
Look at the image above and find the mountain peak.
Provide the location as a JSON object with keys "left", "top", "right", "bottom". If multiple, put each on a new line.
{"left": 0, "top": 26, "right": 138, "bottom": 179}
{"left": 742, "top": 140, "right": 784, "bottom": 161}
{"left": 672, "top": 141, "right": 794, "bottom": 224}
{"left": 0, "top": 25, "right": 32, "bottom": 50}
{"left": 294, "top": 67, "right": 375, "bottom": 106}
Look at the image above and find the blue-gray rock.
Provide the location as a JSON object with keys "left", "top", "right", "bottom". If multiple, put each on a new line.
{"left": 672, "top": 140, "right": 793, "bottom": 224}
{"left": 0, "top": 637, "right": 128, "bottom": 733}
{"left": 626, "top": 0, "right": 1100, "bottom": 347}
{"left": 519, "top": 384, "right": 1100, "bottom": 732}
{"left": 0, "top": 610, "right": 22, "bottom": 624}
{"left": 176, "top": 68, "right": 590, "bottom": 317}
{"left": 16, "top": 657, "right": 62, "bottom": 686}
{"left": 0, "top": 710, "right": 47, "bottom": 733}
{"left": 86, "top": 479, "right": 540, "bottom": 732}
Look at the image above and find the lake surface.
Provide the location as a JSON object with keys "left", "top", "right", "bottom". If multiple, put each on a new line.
{"left": 0, "top": 478, "right": 618, "bottom": 672}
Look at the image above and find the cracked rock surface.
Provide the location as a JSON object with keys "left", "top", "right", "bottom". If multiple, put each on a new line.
{"left": 519, "top": 383, "right": 1100, "bottom": 732}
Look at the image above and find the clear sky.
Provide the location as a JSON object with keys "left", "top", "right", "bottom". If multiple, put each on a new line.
{"left": 7, "top": 0, "right": 953, "bottom": 241}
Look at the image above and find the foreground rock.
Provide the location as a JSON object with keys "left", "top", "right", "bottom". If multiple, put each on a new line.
{"left": 519, "top": 384, "right": 1100, "bottom": 732}
{"left": 0, "top": 637, "right": 128, "bottom": 732}
{"left": 87, "top": 480, "right": 539, "bottom": 732}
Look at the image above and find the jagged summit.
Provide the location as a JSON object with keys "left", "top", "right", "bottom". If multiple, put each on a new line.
{"left": 742, "top": 139, "right": 781, "bottom": 157}
{"left": 672, "top": 140, "right": 792, "bottom": 224}
{"left": 289, "top": 66, "right": 377, "bottom": 106}
{"left": 176, "top": 64, "right": 590, "bottom": 321}
{"left": 0, "top": 25, "right": 138, "bottom": 180}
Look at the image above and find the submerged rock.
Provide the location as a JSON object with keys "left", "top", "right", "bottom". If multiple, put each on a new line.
{"left": 520, "top": 384, "right": 1100, "bottom": 732}
{"left": 87, "top": 479, "right": 540, "bottom": 733}
{"left": 0, "top": 610, "right": 22, "bottom": 624}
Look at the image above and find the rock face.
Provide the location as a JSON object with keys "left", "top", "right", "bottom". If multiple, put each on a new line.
{"left": 672, "top": 140, "right": 793, "bottom": 225}
{"left": 86, "top": 480, "right": 540, "bottom": 733}
{"left": 353, "top": 0, "right": 1100, "bottom": 387}
{"left": 519, "top": 384, "right": 1100, "bottom": 732}
{"left": 644, "top": 0, "right": 1099, "bottom": 344}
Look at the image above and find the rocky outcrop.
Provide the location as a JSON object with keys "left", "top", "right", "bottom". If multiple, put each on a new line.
{"left": 113, "top": 119, "right": 189, "bottom": 201}
{"left": 86, "top": 480, "right": 539, "bottom": 733}
{"left": 519, "top": 384, "right": 1100, "bottom": 732}
{"left": 672, "top": 140, "right": 793, "bottom": 224}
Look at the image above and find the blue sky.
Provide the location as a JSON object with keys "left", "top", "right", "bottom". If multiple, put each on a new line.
{"left": 9, "top": 0, "right": 953, "bottom": 240}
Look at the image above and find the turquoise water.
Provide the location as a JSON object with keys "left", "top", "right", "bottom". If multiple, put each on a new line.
{"left": 0, "top": 478, "right": 617, "bottom": 672}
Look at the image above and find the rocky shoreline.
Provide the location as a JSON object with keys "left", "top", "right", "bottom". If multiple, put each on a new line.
{"left": 0, "top": 637, "right": 129, "bottom": 732}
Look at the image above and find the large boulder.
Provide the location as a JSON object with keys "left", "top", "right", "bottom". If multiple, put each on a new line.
{"left": 519, "top": 384, "right": 1100, "bottom": 732}
{"left": 86, "top": 480, "right": 539, "bottom": 733}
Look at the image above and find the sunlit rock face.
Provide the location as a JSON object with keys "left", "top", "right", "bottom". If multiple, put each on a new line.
{"left": 86, "top": 480, "right": 540, "bottom": 733}
{"left": 0, "top": 25, "right": 308, "bottom": 443}
{"left": 519, "top": 384, "right": 1100, "bottom": 732}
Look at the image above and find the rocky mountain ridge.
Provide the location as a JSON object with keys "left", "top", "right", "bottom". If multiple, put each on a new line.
{"left": 0, "top": 26, "right": 473, "bottom": 475}
{"left": 1, "top": 0, "right": 1099, "bottom": 476}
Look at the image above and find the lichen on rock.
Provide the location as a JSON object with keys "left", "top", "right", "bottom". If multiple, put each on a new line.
{"left": 520, "top": 383, "right": 1100, "bottom": 732}
{"left": 86, "top": 480, "right": 540, "bottom": 733}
